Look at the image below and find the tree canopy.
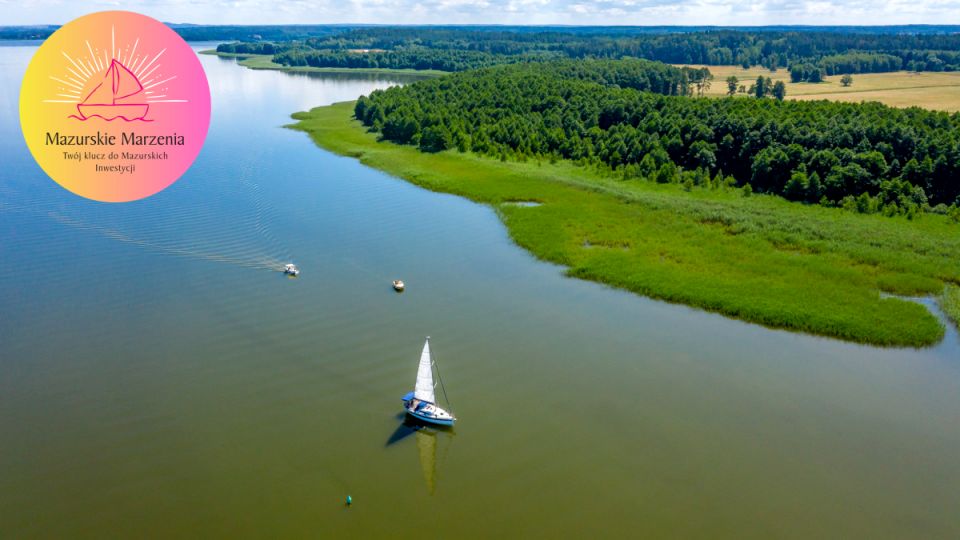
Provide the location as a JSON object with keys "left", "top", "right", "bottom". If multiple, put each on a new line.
{"left": 220, "top": 27, "right": 960, "bottom": 74}
{"left": 354, "top": 59, "right": 960, "bottom": 213}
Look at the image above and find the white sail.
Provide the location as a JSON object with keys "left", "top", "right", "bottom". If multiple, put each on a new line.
{"left": 414, "top": 338, "right": 436, "bottom": 403}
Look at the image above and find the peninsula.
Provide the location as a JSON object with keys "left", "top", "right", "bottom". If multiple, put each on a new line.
{"left": 287, "top": 59, "right": 960, "bottom": 347}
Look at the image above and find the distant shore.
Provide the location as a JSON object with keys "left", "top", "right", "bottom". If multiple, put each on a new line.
{"left": 198, "top": 50, "right": 446, "bottom": 77}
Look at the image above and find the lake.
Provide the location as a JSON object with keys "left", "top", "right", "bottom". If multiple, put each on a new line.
{"left": 1, "top": 43, "right": 959, "bottom": 538}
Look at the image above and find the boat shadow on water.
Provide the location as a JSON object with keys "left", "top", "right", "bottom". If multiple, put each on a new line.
{"left": 385, "top": 413, "right": 456, "bottom": 495}
{"left": 385, "top": 412, "right": 456, "bottom": 447}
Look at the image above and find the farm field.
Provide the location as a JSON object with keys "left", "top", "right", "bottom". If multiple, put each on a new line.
{"left": 681, "top": 64, "right": 960, "bottom": 112}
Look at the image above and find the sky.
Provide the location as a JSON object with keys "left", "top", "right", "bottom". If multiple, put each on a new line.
{"left": 1, "top": 0, "right": 958, "bottom": 26}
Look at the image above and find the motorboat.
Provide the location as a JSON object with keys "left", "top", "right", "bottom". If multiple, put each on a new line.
{"left": 393, "top": 279, "right": 405, "bottom": 292}
{"left": 283, "top": 263, "right": 300, "bottom": 277}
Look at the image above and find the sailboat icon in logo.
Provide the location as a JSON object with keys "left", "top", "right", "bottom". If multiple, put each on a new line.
{"left": 75, "top": 58, "right": 150, "bottom": 121}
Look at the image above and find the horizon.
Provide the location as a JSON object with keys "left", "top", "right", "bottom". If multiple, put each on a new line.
{"left": 4, "top": 23, "right": 960, "bottom": 28}
{"left": 1, "top": 0, "right": 959, "bottom": 27}
{"left": 4, "top": 23, "right": 960, "bottom": 33}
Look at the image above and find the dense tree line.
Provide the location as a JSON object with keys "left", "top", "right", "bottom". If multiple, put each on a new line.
{"left": 791, "top": 53, "right": 905, "bottom": 82}
{"left": 216, "top": 42, "right": 286, "bottom": 55}
{"left": 272, "top": 47, "right": 561, "bottom": 72}
{"left": 171, "top": 25, "right": 348, "bottom": 42}
{"left": 354, "top": 60, "right": 960, "bottom": 214}
{"left": 789, "top": 63, "right": 825, "bottom": 83}
{"left": 4, "top": 24, "right": 960, "bottom": 46}
{"left": 818, "top": 53, "right": 903, "bottom": 75}
{"left": 0, "top": 25, "right": 59, "bottom": 40}
{"left": 216, "top": 27, "right": 960, "bottom": 74}
{"left": 6, "top": 24, "right": 960, "bottom": 42}
{"left": 292, "top": 27, "right": 960, "bottom": 73}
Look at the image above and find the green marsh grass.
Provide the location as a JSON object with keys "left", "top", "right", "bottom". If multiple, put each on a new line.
{"left": 944, "top": 285, "right": 960, "bottom": 328}
{"left": 289, "top": 101, "right": 960, "bottom": 347}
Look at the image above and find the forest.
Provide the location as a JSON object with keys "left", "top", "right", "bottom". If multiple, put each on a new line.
{"left": 271, "top": 48, "right": 560, "bottom": 72}
{"left": 353, "top": 59, "right": 960, "bottom": 214}
{"left": 7, "top": 22, "right": 960, "bottom": 75}
{"left": 789, "top": 53, "right": 904, "bottom": 82}
{"left": 217, "top": 27, "right": 960, "bottom": 74}
{"left": 0, "top": 24, "right": 352, "bottom": 42}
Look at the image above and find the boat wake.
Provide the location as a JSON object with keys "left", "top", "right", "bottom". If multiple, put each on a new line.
{"left": 46, "top": 210, "right": 281, "bottom": 271}
{"left": 1, "top": 148, "right": 292, "bottom": 274}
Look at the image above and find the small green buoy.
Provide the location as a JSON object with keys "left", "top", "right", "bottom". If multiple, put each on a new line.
{"left": 345, "top": 495, "right": 353, "bottom": 507}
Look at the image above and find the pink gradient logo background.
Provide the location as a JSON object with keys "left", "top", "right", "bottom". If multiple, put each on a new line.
{"left": 20, "top": 11, "right": 211, "bottom": 202}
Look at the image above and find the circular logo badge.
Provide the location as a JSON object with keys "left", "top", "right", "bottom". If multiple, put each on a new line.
{"left": 20, "top": 11, "right": 210, "bottom": 202}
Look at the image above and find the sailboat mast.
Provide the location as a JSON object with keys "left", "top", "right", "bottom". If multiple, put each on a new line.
{"left": 433, "top": 344, "right": 452, "bottom": 411}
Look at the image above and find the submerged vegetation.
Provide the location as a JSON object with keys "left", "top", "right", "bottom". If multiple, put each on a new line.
{"left": 290, "top": 101, "right": 959, "bottom": 346}
{"left": 355, "top": 60, "right": 960, "bottom": 212}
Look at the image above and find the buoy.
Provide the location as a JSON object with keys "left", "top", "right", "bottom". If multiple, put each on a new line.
{"left": 345, "top": 495, "right": 352, "bottom": 506}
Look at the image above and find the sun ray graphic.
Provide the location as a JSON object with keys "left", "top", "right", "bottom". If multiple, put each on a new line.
{"left": 43, "top": 27, "right": 188, "bottom": 110}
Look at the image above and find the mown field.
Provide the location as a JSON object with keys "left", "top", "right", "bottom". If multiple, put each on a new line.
{"left": 680, "top": 64, "right": 960, "bottom": 112}
{"left": 289, "top": 101, "right": 960, "bottom": 347}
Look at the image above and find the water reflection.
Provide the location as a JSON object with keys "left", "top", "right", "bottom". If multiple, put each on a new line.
{"left": 416, "top": 429, "right": 437, "bottom": 495}
{"left": 385, "top": 413, "right": 455, "bottom": 495}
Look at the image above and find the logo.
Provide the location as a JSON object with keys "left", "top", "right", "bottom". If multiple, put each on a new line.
{"left": 72, "top": 58, "right": 152, "bottom": 123}
{"left": 20, "top": 11, "right": 211, "bottom": 202}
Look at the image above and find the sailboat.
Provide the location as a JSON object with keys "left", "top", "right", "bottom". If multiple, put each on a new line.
{"left": 401, "top": 337, "right": 456, "bottom": 426}
{"left": 76, "top": 59, "right": 149, "bottom": 121}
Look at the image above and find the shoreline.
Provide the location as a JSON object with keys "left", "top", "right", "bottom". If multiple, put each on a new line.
{"left": 198, "top": 50, "right": 447, "bottom": 77}
{"left": 286, "top": 101, "right": 959, "bottom": 347}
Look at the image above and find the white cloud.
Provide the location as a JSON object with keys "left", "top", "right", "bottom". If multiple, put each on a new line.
{"left": 1, "top": 0, "right": 958, "bottom": 25}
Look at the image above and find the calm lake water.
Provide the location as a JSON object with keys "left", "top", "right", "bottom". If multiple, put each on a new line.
{"left": 2, "top": 44, "right": 960, "bottom": 538}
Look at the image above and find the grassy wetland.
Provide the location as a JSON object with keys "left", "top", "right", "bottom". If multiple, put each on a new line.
{"left": 945, "top": 285, "right": 960, "bottom": 327}
{"left": 290, "top": 101, "right": 960, "bottom": 347}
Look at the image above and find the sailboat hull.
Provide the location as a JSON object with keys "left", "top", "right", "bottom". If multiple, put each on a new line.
{"left": 407, "top": 409, "right": 455, "bottom": 426}
{"left": 76, "top": 104, "right": 149, "bottom": 121}
{"left": 402, "top": 394, "right": 456, "bottom": 426}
